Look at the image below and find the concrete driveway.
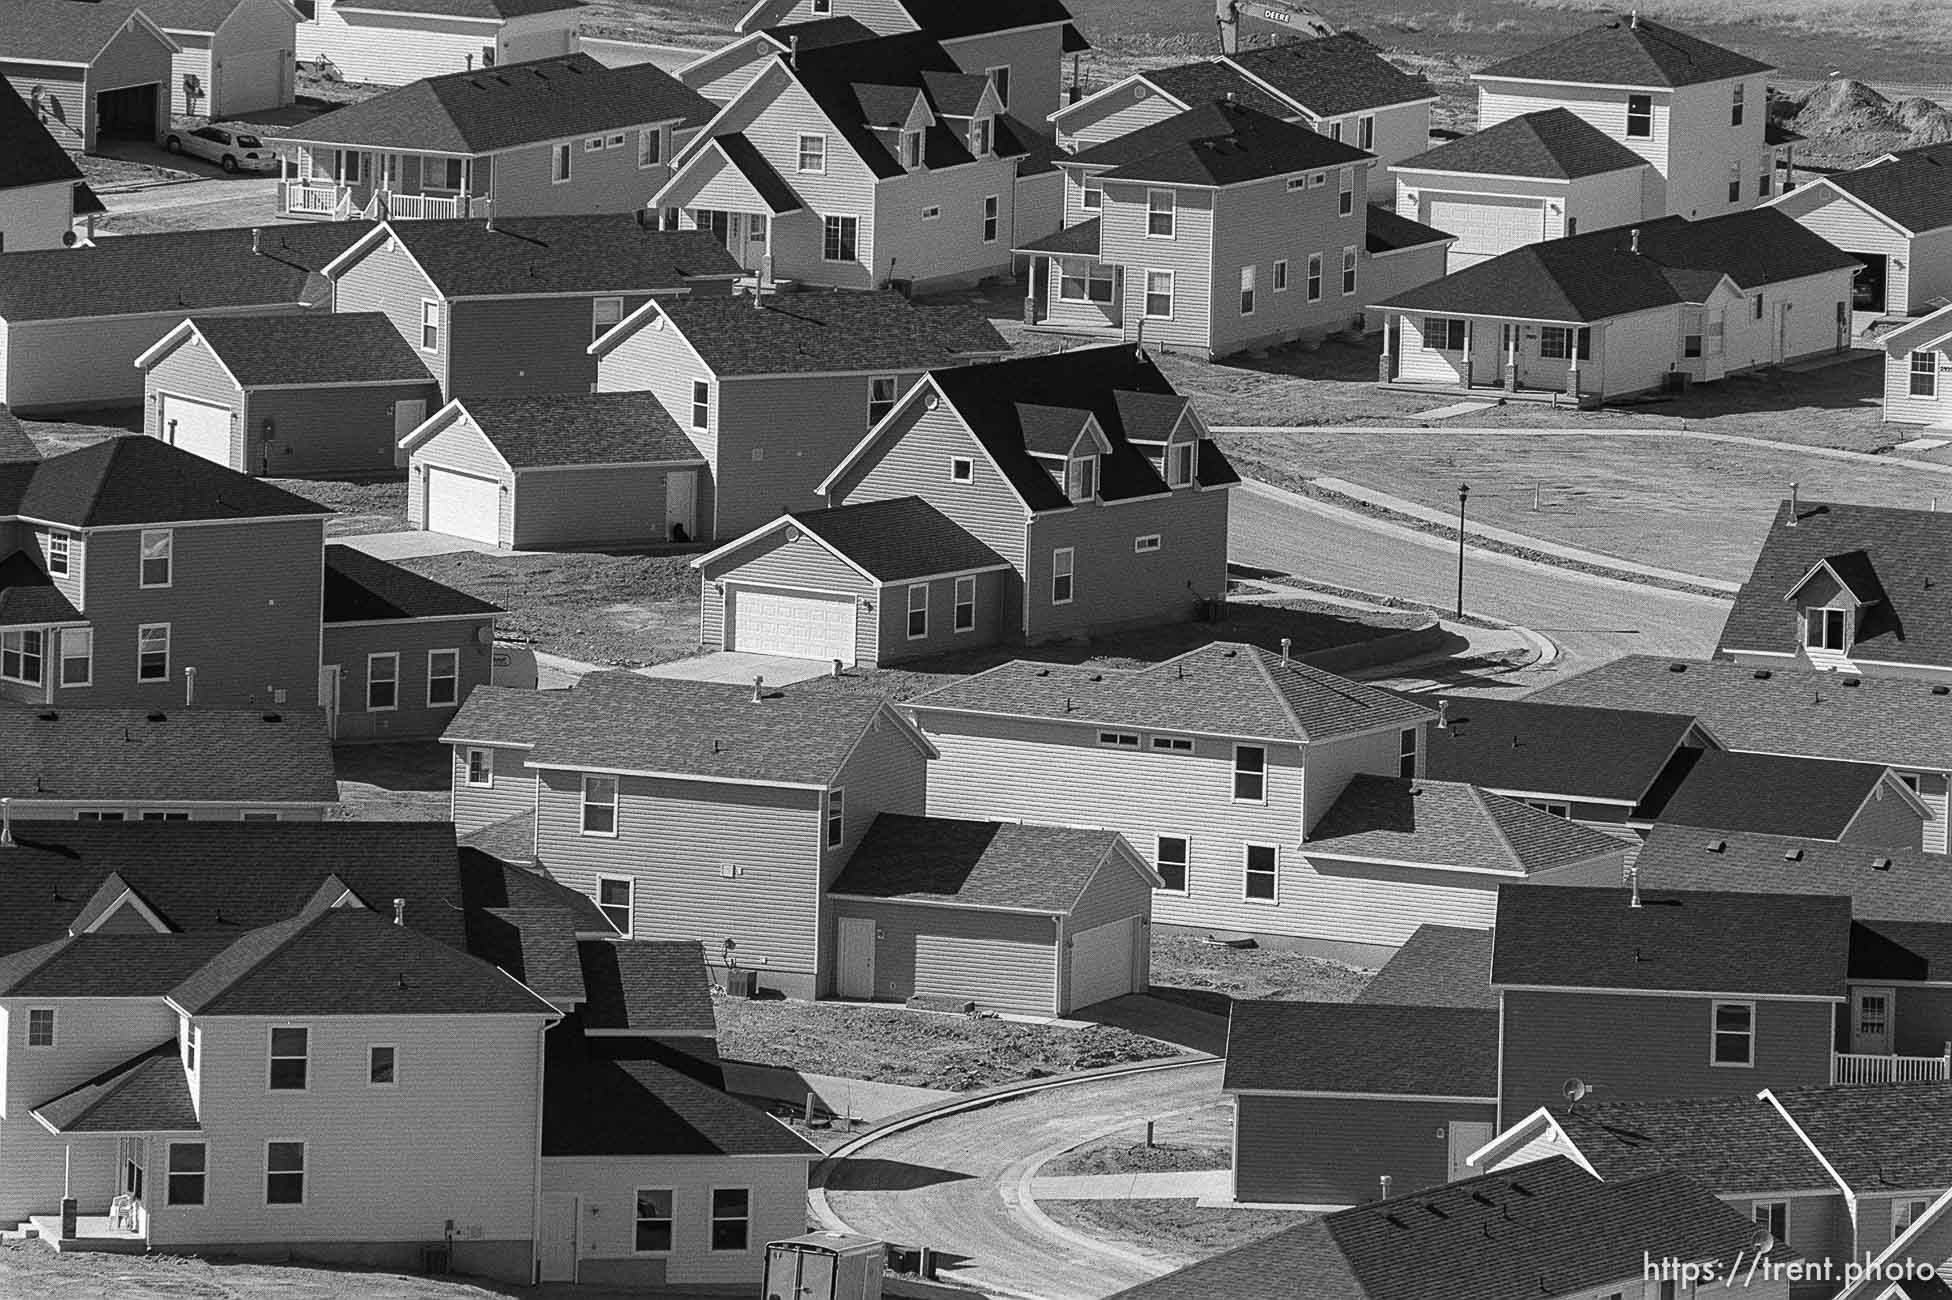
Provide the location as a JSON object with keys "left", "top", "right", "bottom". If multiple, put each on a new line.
{"left": 337, "top": 530, "right": 512, "bottom": 561}
{"left": 641, "top": 651, "right": 837, "bottom": 688}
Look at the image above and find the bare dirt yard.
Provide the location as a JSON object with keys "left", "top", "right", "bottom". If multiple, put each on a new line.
{"left": 1041, "top": 1199, "right": 1306, "bottom": 1265}
{"left": 334, "top": 742, "right": 453, "bottom": 822}
{"left": 1150, "top": 933, "right": 1374, "bottom": 1004}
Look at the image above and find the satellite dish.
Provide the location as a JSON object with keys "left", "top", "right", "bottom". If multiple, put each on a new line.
{"left": 1563, "top": 1078, "right": 1591, "bottom": 1102}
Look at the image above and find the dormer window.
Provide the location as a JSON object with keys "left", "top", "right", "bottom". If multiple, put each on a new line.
{"left": 1167, "top": 441, "right": 1194, "bottom": 488}
{"left": 901, "top": 130, "right": 922, "bottom": 169}
{"left": 811, "top": 0, "right": 831, "bottom": 13}
{"left": 1068, "top": 455, "right": 1097, "bottom": 502}
{"left": 1806, "top": 607, "right": 1848, "bottom": 652}
{"left": 970, "top": 117, "right": 992, "bottom": 157}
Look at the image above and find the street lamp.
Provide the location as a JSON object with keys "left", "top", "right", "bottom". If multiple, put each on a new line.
{"left": 1455, "top": 484, "right": 1470, "bottom": 618}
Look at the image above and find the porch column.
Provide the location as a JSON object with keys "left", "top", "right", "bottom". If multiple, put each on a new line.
{"left": 1377, "top": 311, "right": 1392, "bottom": 383}
{"left": 1462, "top": 319, "right": 1474, "bottom": 388}
{"left": 1566, "top": 328, "right": 1582, "bottom": 401}
{"left": 1504, "top": 323, "right": 1518, "bottom": 393}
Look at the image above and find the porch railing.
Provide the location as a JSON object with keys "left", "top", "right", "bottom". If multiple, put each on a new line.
{"left": 1832, "top": 1046, "right": 1952, "bottom": 1085}
{"left": 279, "top": 180, "right": 347, "bottom": 217}
{"left": 279, "top": 182, "right": 485, "bottom": 222}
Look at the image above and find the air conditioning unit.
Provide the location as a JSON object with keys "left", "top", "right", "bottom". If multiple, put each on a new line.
{"left": 722, "top": 968, "right": 757, "bottom": 999}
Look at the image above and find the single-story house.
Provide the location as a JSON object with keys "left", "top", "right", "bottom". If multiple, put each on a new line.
{"left": 1767, "top": 152, "right": 1952, "bottom": 325}
{"left": 135, "top": 312, "right": 438, "bottom": 477}
{"left": 826, "top": 813, "right": 1158, "bottom": 1016}
{"left": 319, "top": 542, "right": 500, "bottom": 740}
{"left": 401, "top": 392, "right": 709, "bottom": 550}
{"left": 0, "top": 80, "right": 95, "bottom": 253}
{"left": 1882, "top": 303, "right": 1952, "bottom": 427}
{"left": 1374, "top": 208, "right": 1858, "bottom": 402}
{"left": 1224, "top": 1000, "right": 1499, "bottom": 1207}
{"left": 116, "top": 0, "right": 299, "bottom": 118}
{"left": 0, "top": 222, "right": 370, "bottom": 412}
{"left": 3, "top": 1, "right": 178, "bottom": 153}
{"left": 691, "top": 497, "right": 1013, "bottom": 667}
{"left": 294, "top": 0, "right": 584, "bottom": 88}
{"left": 1652, "top": 748, "right": 1934, "bottom": 849}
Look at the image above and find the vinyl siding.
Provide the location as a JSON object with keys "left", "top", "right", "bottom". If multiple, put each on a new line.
{"left": 697, "top": 527, "right": 875, "bottom": 659}
{"left": 1885, "top": 345, "right": 1952, "bottom": 426}
{"left": 1359, "top": 244, "right": 1449, "bottom": 332}
{"left": 145, "top": 336, "right": 244, "bottom": 464}
{"left": 1023, "top": 481, "right": 1227, "bottom": 639}
{"left": 818, "top": 712, "right": 930, "bottom": 991}
{"left": 939, "top": 25, "right": 1065, "bottom": 130}
{"left": 23, "top": 522, "right": 84, "bottom": 614}
{"left": 1362, "top": 102, "right": 1433, "bottom": 196}
{"left": 680, "top": 41, "right": 777, "bottom": 105}
{"left": 1857, "top": 984, "right": 1952, "bottom": 1059}
{"left": 332, "top": 245, "right": 449, "bottom": 395}
{"left": 1395, "top": 169, "right": 1643, "bottom": 272}
{"left": 1233, "top": 1094, "right": 1497, "bottom": 1205}
{"left": 487, "top": 138, "right": 674, "bottom": 220}
{"left": 0, "top": 181, "right": 76, "bottom": 252}
{"left": 1054, "top": 84, "right": 1181, "bottom": 153}
{"left": 446, "top": 295, "right": 656, "bottom": 401}
{"left": 3, "top": 66, "right": 86, "bottom": 153}
{"left": 3, "top": 309, "right": 310, "bottom": 413}
{"left": 1067, "top": 853, "right": 1155, "bottom": 936}
{"left": 869, "top": 156, "right": 1018, "bottom": 291}
{"left": 871, "top": 569, "right": 1007, "bottom": 664}
{"left": 512, "top": 464, "right": 709, "bottom": 551}
{"left": 1100, "top": 178, "right": 1212, "bottom": 354}
{"left": 449, "top": 742, "right": 538, "bottom": 835}
{"left": 86, "top": 21, "right": 175, "bottom": 147}
{"left": 323, "top": 616, "right": 495, "bottom": 741}
{"left": 296, "top": 4, "right": 574, "bottom": 86}
{"left": 1477, "top": 80, "right": 1671, "bottom": 218}
{"left": 8, "top": 800, "right": 326, "bottom": 819}
{"left": 1014, "top": 166, "right": 1064, "bottom": 252}
{"left": 1303, "top": 727, "right": 1414, "bottom": 834}
{"left": 1839, "top": 784, "right": 1931, "bottom": 849}
{"left": 1716, "top": 1193, "right": 1847, "bottom": 1276}
{"left": 1773, "top": 185, "right": 1911, "bottom": 309}
{"left": 1910, "top": 228, "right": 1952, "bottom": 315}
{"left": 247, "top": 379, "right": 441, "bottom": 478}
{"left": 209, "top": 0, "right": 299, "bottom": 117}
{"left": 593, "top": 322, "right": 719, "bottom": 517}
{"left": 407, "top": 415, "right": 514, "bottom": 545}
{"left": 830, "top": 898, "right": 1058, "bottom": 1014}
{"left": 167, "top": 39, "right": 214, "bottom": 119}
{"left": 1207, "top": 166, "right": 1370, "bottom": 356}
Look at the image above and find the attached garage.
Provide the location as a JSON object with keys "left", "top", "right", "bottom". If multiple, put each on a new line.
{"left": 157, "top": 392, "right": 232, "bottom": 463}
{"left": 1425, "top": 194, "right": 1545, "bottom": 267}
{"left": 826, "top": 813, "right": 1159, "bottom": 1016}
{"left": 426, "top": 467, "right": 501, "bottom": 543}
{"left": 215, "top": 46, "right": 290, "bottom": 116}
{"left": 732, "top": 589, "right": 855, "bottom": 663}
{"left": 94, "top": 82, "right": 161, "bottom": 141}
{"left": 3, "top": 5, "right": 176, "bottom": 152}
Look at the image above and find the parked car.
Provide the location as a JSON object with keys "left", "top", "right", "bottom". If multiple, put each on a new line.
{"left": 165, "top": 124, "right": 276, "bottom": 173}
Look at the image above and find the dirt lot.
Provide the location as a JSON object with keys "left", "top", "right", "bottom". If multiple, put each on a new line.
{"left": 334, "top": 742, "right": 452, "bottom": 822}
{"left": 1150, "top": 933, "right": 1374, "bottom": 1004}
{"left": 1043, "top": 1138, "right": 1231, "bottom": 1179}
{"left": 0, "top": 1246, "right": 509, "bottom": 1300}
{"left": 1041, "top": 1199, "right": 1305, "bottom": 1266}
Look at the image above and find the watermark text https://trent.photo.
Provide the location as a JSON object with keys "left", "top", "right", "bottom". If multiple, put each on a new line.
{"left": 1646, "top": 1252, "right": 1941, "bottom": 1289}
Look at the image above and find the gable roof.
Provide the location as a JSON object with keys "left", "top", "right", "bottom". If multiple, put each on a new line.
{"left": 0, "top": 408, "right": 39, "bottom": 464}
{"left": 1072, "top": 101, "right": 1370, "bottom": 187}
{"left": 1476, "top": 18, "right": 1772, "bottom": 89}
{"left": 1224, "top": 1000, "right": 1497, "bottom": 1096}
{"left": 1135, "top": 63, "right": 1291, "bottom": 119}
{"left": 322, "top": 544, "right": 499, "bottom": 622}
{"left": 609, "top": 290, "right": 1006, "bottom": 375}
{"left": 1518, "top": 1093, "right": 1837, "bottom": 1194}
{"left": 0, "top": 222, "right": 368, "bottom": 324}
{"left": 1632, "top": 825, "right": 1952, "bottom": 922}
{"left": 1226, "top": 33, "right": 1435, "bottom": 116}
{"left": 94, "top": 0, "right": 302, "bottom": 34}
{"left": 1365, "top": 206, "right": 1455, "bottom": 255}
{"left": 1804, "top": 154, "right": 1952, "bottom": 236}
{"left": 0, "top": 705, "right": 337, "bottom": 804}
{"left": 1655, "top": 748, "right": 1917, "bottom": 841}
{"left": 0, "top": 435, "right": 329, "bottom": 527}
{"left": 286, "top": 54, "right": 712, "bottom": 154}
{"left": 1396, "top": 108, "right": 1647, "bottom": 180}
{"left": 333, "top": 0, "right": 582, "bottom": 17}
{"left": 829, "top": 814, "right": 1153, "bottom": 913}
{"left": 1766, "top": 1082, "right": 1952, "bottom": 1193}
{"left": 1491, "top": 884, "right": 1852, "bottom": 997}
{"left": 728, "top": 497, "right": 1009, "bottom": 584}
{"left": 1718, "top": 500, "right": 1952, "bottom": 667}
{"left": 4, "top": 0, "right": 180, "bottom": 63}
{"left": 543, "top": 1047, "right": 817, "bottom": 1158}
{"left": 1304, "top": 775, "right": 1630, "bottom": 875}
{"left": 576, "top": 939, "right": 716, "bottom": 1034}
{"left": 909, "top": 641, "right": 1434, "bottom": 744}
{"left": 0, "top": 933, "right": 237, "bottom": 998}
{"left": 417, "top": 393, "right": 703, "bottom": 470}
{"left": 1378, "top": 210, "right": 1858, "bottom": 323}
{"left": 1423, "top": 695, "right": 1703, "bottom": 806}
{"left": 31, "top": 1041, "right": 199, "bottom": 1135}
{"left": 707, "top": 132, "right": 803, "bottom": 214}
{"left": 457, "top": 847, "right": 619, "bottom": 992}
{"left": 740, "top": 0, "right": 1082, "bottom": 44}
{"left": 145, "top": 312, "right": 433, "bottom": 388}
{"left": 0, "top": 79, "right": 82, "bottom": 191}
{"left": 0, "top": 548, "right": 81, "bottom": 623}
{"left": 332, "top": 216, "right": 741, "bottom": 299}
{"left": 1356, "top": 923, "right": 1496, "bottom": 1009}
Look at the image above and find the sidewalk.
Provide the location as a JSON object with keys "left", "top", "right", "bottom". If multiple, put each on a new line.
{"left": 1029, "top": 1169, "right": 1231, "bottom": 1201}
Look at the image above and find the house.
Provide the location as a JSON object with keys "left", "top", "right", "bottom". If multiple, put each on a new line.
{"left": 401, "top": 393, "right": 708, "bottom": 550}
{"left": 1472, "top": 17, "right": 1784, "bottom": 220}
{"left": 2, "top": 2, "right": 179, "bottom": 153}
{"left": 1049, "top": 34, "right": 1438, "bottom": 199}
{"left": 294, "top": 0, "right": 584, "bottom": 87}
{"left": 1527, "top": 656, "right": 1952, "bottom": 853}
{"left": 276, "top": 54, "right": 716, "bottom": 222}
{"left": 322, "top": 216, "right": 740, "bottom": 402}
{"left": 908, "top": 641, "right": 1628, "bottom": 960}
{"left": 1390, "top": 108, "right": 1650, "bottom": 271}
{"left": 1882, "top": 303, "right": 1952, "bottom": 428}
{"left": 590, "top": 288, "right": 1008, "bottom": 540}
{"left": 134, "top": 313, "right": 440, "bottom": 477}
{"left": 1374, "top": 209, "right": 1857, "bottom": 402}
{"left": 1654, "top": 749, "right": 1933, "bottom": 848}
{"left": 1422, "top": 693, "right": 1717, "bottom": 833}
{"left": 0, "top": 81, "right": 96, "bottom": 253}
{"left": 104, "top": 0, "right": 299, "bottom": 118}
{"left": 0, "top": 222, "right": 370, "bottom": 413}
{"left": 1223, "top": 1000, "right": 1498, "bottom": 1206}
{"left": 1106, "top": 1157, "right": 1790, "bottom": 1300}
{"left": 1353, "top": 923, "right": 1495, "bottom": 1008}
{"left": 0, "top": 705, "right": 337, "bottom": 820}
{"left": 0, "top": 409, "right": 40, "bottom": 464}
{"left": 1632, "top": 826, "right": 1952, "bottom": 925}
{"left": 1019, "top": 101, "right": 1449, "bottom": 359}
{"left": 320, "top": 543, "right": 500, "bottom": 741}
{"left": 1767, "top": 151, "right": 1952, "bottom": 326}
{"left": 657, "top": 29, "right": 1031, "bottom": 291}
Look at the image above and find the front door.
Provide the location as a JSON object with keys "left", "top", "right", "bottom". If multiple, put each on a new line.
{"left": 1447, "top": 1121, "right": 1493, "bottom": 1181}
{"left": 664, "top": 469, "right": 697, "bottom": 543}
{"left": 118, "top": 1137, "right": 147, "bottom": 1235}
{"left": 1776, "top": 302, "right": 1793, "bottom": 363}
{"left": 393, "top": 400, "right": 426, "bottom": 467}
{"left": 1852, "top": 987, "right": 1895, "bottom": 1056}
{"left": 317, "top": 664, "right": 340, "bottom": 738}
{"left": 837, "top": 917, "right": 876, "bottom": 1000}
{"left": 538, "top": 1192, "right": 578, "bottom": 1282}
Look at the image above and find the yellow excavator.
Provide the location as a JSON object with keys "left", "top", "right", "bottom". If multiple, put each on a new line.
{"left": 1215, "top": 0, "right": 1336, "bottom": 53}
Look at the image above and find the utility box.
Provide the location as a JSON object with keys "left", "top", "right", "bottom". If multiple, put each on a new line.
{"left": 764, "top": 1231, "right": 884, "bottom": 1300}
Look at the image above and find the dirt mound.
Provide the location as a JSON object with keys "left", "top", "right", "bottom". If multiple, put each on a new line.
{"left": 1789, "top": 77, "right": 1895, "bottom": 136}
{"left": 1784, "top": 78, "right": 1952, "bottom": 167}
{"left": 1894, "top": 97, "right": 1952, "bottom": 145}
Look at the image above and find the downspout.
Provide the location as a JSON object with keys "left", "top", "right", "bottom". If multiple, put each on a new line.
{"left": 530, "top": 1015, "right": 549, "bottom": 1285}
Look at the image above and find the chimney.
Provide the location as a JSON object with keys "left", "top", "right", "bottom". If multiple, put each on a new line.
{"left": 1379, "top": 1174, "right": 1393, "bottom": 1200}
{"left": 1787, "top": 481, "right": 1799, "bottom": 524}
{"left": 1279, "top": 637, "right": 1292, "bottom": 662}
{"left": 184, "top": 665, "right": 197, "bottom": 707}
{"left": 1627, "top": 864, "right": 1642, "bottom": 909}
{"left": 1629, "top": 227, "right": 1640, "bottom": 255}
{"left": 250, "top": 228, "right": 262, "bottom": 256}
{"left": 0, "top": 798, "right": 12, "bottom": 849}
{"left": 1436, "top": 699, "right": 1449, "bottom": 729}
{"left": 393, "top": 897, "right": 406, "bottom": 926}
{"left": 751, "top": 675, "right": 765, "bottom": 703}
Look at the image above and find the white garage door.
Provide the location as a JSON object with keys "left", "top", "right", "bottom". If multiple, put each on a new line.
{"left": 1067, "top": 917, "right": 1138, "bottom": 1011}
{"left": 731, "top": 588, "right": 856, "bottom": 664}
{"left": 159, "top": 394, "right": 233, "bottom": 466}
{"left": 216, "top": 47, "right": 287, "bottom": 117}
{"left": 425, "top": 466, "right": 501, "bottom": 544}
{"left": 1426, "top": 195, "right": 1546, "bottom": 264}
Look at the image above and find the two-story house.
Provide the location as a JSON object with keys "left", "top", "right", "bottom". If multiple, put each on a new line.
{"left": 295, "top": 0, "right": 583, "bottom": 87}
{"left": 1049, "top": 34, "right": 1438, "bottom": 200}
{"left": 0, "top": 80, "right": 94, "bottom": 253}
{"left": 276, "top": 54, "right": 716, "bottom": 222}
{"left": 589, "top": 288, "right": 1007, "bottom": 540}
{"left": 1473, "top": 16, "right": 1785, "bottom": 220}
{"left": 322, "top": 216, "right": 740, "bottom": 402}
{"left": 1020, "top": 101, "right": 1447, "bottom": 359}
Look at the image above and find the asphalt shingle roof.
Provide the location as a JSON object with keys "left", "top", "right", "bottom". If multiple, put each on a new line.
{"left": 1140, "top": 62, "right": 1291, "bottom": 118}
{"left": 475, "top": 905, "right": 585, "bottom": 1004}
{"left": 31, "top": 1042, "right": 199, "bottom": 1135}
{"left": 0, "top": 223, "right": 368, "bottom": 323}
{"left": 183, "top": 312, "right": 433, "bottom": 388}
{"left": 1016, "top": 218, "right": 1101, "bottom": 257}
{"left": 0, "top": 435, "right": 328, "bottom": 527}
{"left": 0, "top": 549, "right": 80, "bottom": 623}
{"left": 4, "top": 0, "right": 174, "bottom": 62}
{"left": 830, "top": 814, "right": 1133, "bottom": 913}
{"left": 1397, "top": 108, "right": 1646, "bottom": 180}
{"left": 1074, "top": 101, "right": 1371, "bottom": 186}
{"left": 1491, "top": 884, "right": 1852, "bottom": 997}
{"left": 1822, "top": 155, "right": 1952, "bottom": 234}
{"left": 1365, "top": 206, "right": 1453, "bottom": 254}
{"left": 1476, "top": 18, "right": 1773, "bottom": 89}
{"left": 1423, "top": 695, "right": 1701, "bottom": 805}
{"left": 1540, "top": 1093, "right": 1837, "bottom": 1194}
{"left": 1633, "top": 826, "right": 1952, "bottom": 922}
{"left": 1304, "top": 775, "right": 1628, "bottom": 874}
{"left": 1851, "top": 917, "right": 1952, "bottom": 983}
{"left": 783, "top": 497, "right": 1007, "bottom": 583}
{"left": 450, "top": 393, "right": 701, "bottom": 469}
{"left": 644, "top": 290, "right": 1005, "bottom": 376}
{"left": 1225, "top": 33, "right": 1433, "bottom": 116}
{"left": 577, "top": 939, "right": 717, "bottom": 1033}
{"left": 322, "top": 544, "right": 501, "bottom": 622}
{"left": 331, "top": 0, "right": 581, "bottom": 17}
{"left": 0, "top": 705, "right": 337, "bottom": 804}
{"left": 1769, "top": 1082, "right": 1952, "bottom": 1192}
{"left": 358, "top": 216, "right": 741, "bottom": 298}
{"left": 910, "top": 642, "right": 1433, "bottom": 744}
{"left": 289, "top": 54, "right": 711, "bottom": 154}
{"left": 711, "top": 131, "right": 803, "bottom": 213}
{"left": 0, "top": 79, "right": 82, "bottom": 191}
{"left": 1224, "top": 1000, "right": 1498, "bottom": 1096}
{"left": 0, "top": 407, "right": 39, "bottom": 463}
{"left": 0, "top": 933, "right": 236, "bottom": 998}
{"left": 1355, "top": 924, "right": 1497, "bottom": 1009}
{"left": 1656, "top": 749, "right": 1906, "bottom": 841}
{"left": 543, "top": 1047, "right": 817, "bottom": 1157}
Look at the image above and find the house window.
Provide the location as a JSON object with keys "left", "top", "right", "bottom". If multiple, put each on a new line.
{"left": 1540, "top": 327, "right": 1590, "bottom": 360}
{"left": 140, "top": 529, "right": 173, "bottom": 587}
{"left": 987, "top": 65, "right": 1011, "bottom": 110}
{"left": 638, "top": 127, "right": 663, "bottom": 168}
{"left": 1239, "top": 265, "right": 1255, "bottom": 316}
{"left": 1098, "top": 732, "right": 1140, "bottom": 748}
{"left": 1728, "top": 161, "right": 1742, "bottom": 204}
{"left": 592, "top": 296, "right": 623, "bottom": 342}
{"left": 1358, "top": 114, "right": 1375, "bottom": 149}
{"left": 1525, "top": 799, "right": 1572, "bottom": 818}
{"left": 265, "top": 1142, "right": 305, "bottom": 1205}
{"left": 598, "top": 877, "right": 633, "bottom": 936}
{"left": 1081, "top": 175, "right": 1103, "bottom": 210}
{"left": 268, "top": 1026, "right": 308, "bottom": 1090}
{"left": 635, "top": 1189, "right": 674, "bottom": 1253}
{"left": 1287, "top": 176, "right": 1306, "bottom": 192}
{"left": 1151, "top": 735, "right": 1193, "bottom": 752}
{"left": 26, "top": 1008, "right": 54, "bottom": 1048}
{"left": 366, "top": 653, "right": 398, "bottom": 711}
{"left": 137, "top": 624, "right": 170, "bottom": 683}
{"left": 982, "top": 195, "right": 998, "bottom": 243}
{"left": 142, "top": 810, "right": 190, "bottom": 821}
{"left": 466, "top": 748, "right": 494, "bottom": 786}
{"left": 59, "top": 628, "right": 91, "bottom": 687}
{"left": 810, "top": 0, "right": 830, "bottom": 11}
{"left": 1, "top": 630, "right": 43, "bottom": 685}
{"left": 797, "top": 133, "right": 826, "bottom": 173}
{"left": 1753, "top": 294, "right": 1765, "bottom": 321}
{"left": 1896, "top": 1197, "right": 1932, "bottom": 1237}
{"left": 368, "top": 1044, "right": 397, "bottom": 1086}
{"left": 241, "top": 812, "right": 280, "bottom": 822}
{"left": 1273, "top": 259, "right": 1289, "bottom": 292}
{"left": 1732, "top": 83, "right": 1746, "bottom": 126}
{"left": 1626, "top": 94, "right": 1653, "bottom": 138}
{"left": 1243, "top": 843, "right": 1278, "bottom": 902}
{"left": 553, "top": 143, "right": 572, "bottom": 183}
{"left": 970, "top": 117, "right": 992, "bottom": 156}
{"left": 954, "top": 576, "right": 975, "bottom": 632}
{"left": 1342, "top": 245, "right": 1357, "bottom": 295}
{"left": 907, "top": 584, "right": 928, "bottom": 639}
{"left": 1398, "top": 727, "right": 1417, "bottom": 779}
{"left": 1051, "top": 548, "right": 1074, "bottom": 604}
{"left": 582, "top": 775, "right": 619, "bottom": 836}
{"left": 921, "top": 205, "right": 940, "bottom": 220}
{"left": 710, "top": 1188, "right": 751, "bottom": 1252}
{"left": 1711, "top": 1000, "right": 1754, "bottom": 1066}
{"left": 822, "top": 215, "right": 858, "bottom": 262}
{"left": 1759, "top": 155, "right": 1773, "bottom": 198}
{"left": 1806, "top": 607, "right": 1847, "bottom": 651}
{"left": 1147, "top": 189, "right": 1175, "bottom": 237}
{"left": 1167, "top": 441, "right": 1194, "bottom": 487}
{"left": 427, "top": 649, "right": 459, "bottom": 708}
{"left": 1068, "top": 455, "right": 1096, "bottom": 501}
{"left": 1327, "top": 119, "right": 1343, "bottom": 142}
{"left": 45, "top": 531, "right": 69, "bottom": 576}
{"left": 691, "top": 380, "right": 710, "bottom": 430}
{"left": 166, "top": 1143, "right": 206, "bottom": 1206}
{"left": 1425, "top": 317, "right": 1468, "bottom": 351}
{"left": 900, "top": 130, "right": 922, "bottom": 169}
{"left": 950, "top": 457, "right": 973, "bottom": 483}
{"left": 76, "top": 811, "right": 125, "bottom": 821}
{"left": 1310, "top": 171, "right": 1326, "bottom": 188}
{"left": 585, "top": 136, "right": 604, "bottom": 152}
{"left": 1307, "top": 253, "right": 1323, "bottom": 302}
{"left": 869, "top": 376, "right": 898, "bottom": 426}
{"left": 420, "top": 300, "right": 440, "bottom": 351}
{"left": 1233, "top": 745, "right": 1267, "bottom": 802}
{"left": 1145, "top": 271, "right": 1173, "bottom": 318}
{"left": 1059, "top": 261, "right": 1114, "bottom": 303}
{"left": 1754, "top": 1200, "right": 1786, "bottom": 1241}
{"left": 1156, "top": 835, "right": 1188, "bottom": 893}
{"left": 1338, "top": 167, "right": 1354, "bottom": 216}
{"left": 1912, "top": 351, "right": 1939, "bottom": 398}
{"left": 1134, "top": 534, "right": 1161, "bottom": 554}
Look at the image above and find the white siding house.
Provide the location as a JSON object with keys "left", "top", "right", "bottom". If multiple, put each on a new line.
{"left": 294, "top": 0, "right": 581, "bottom": 86}
{"left": 1882, "top": 305, "right": 1952, "bottom": 427}
{"left": 1767, "top": 158, "right": 1952, "bottom": 330}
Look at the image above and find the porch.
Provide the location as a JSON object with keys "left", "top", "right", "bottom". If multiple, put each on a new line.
{"left": 275, "top": 145, "right": 492, "bottom": 221}
{"left": 280, "top": 182, "right": 490, "bottom": 222}
{"left": 1832, "top": 1046, "right": 1952, "bottom": 1085}
{"left": 1016, "top": 223, "right": 1124, "bottom": 339}
{"left": 20, "top": 1213, "right": 147, "bottom": 1255}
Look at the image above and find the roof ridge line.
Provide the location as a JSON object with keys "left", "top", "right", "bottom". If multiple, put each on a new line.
{"left": 47, "top": 1038, "right": 180, "bottom": 1133}
{"left": 1472, "top": 785, "right": 1532, "bottom": 874}
{"left": 1242, "top": 644, "right": 1311, "bottom": 741}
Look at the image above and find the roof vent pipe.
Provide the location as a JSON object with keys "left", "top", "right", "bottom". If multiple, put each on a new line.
{"left": 0, "top": 798, "right": 12, "bottom": 849}
{"left": 1788, "top": 481, "right": 1799, "bottom": 524}
{"left": 1436, "top": 699, "right": 1449, "bottom": 729}
{"left": 393, "top": 898, "right": 406, "bottom": 926}
{"left": 1627, "top": 864, "right": 1642, "bottom": 909}
{"left": 789, "top": 33, "right": 799, "bottom": 70}
{"left": 751, "top": 675, "right": 765, "bottom": 704}
{"left": 1380, "top": 1174, "right": 1392, "bottom": 1200}
{"left": 1629, "top": 227, "right": 1640, "bottom": 255}
{"left": 184, "top": 665, "right": 197, "bottom": 707}
{"left": 251, "top": 228, "right": 261, "bottom": 256}
{"left": 1279, "top": 636, "right": 1292, "bottom": 662}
